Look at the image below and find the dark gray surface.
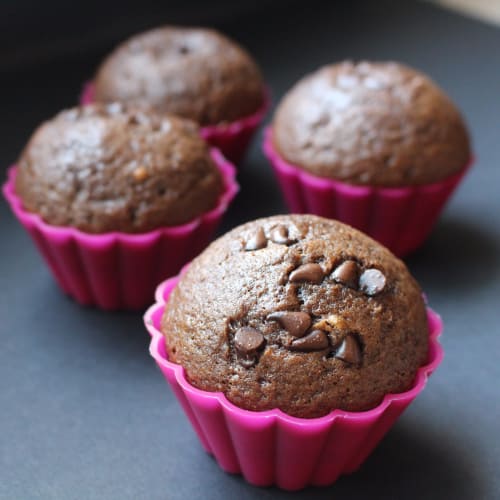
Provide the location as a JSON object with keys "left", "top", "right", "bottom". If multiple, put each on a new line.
{"left": 1, "top": 1, "right": 499, "bottom": 499}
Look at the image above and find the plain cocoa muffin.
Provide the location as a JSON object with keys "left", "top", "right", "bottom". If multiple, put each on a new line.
{"left": 162, "top": 214, "right": 429, "bottom": 418}
{"left": 272, "top": 61, "right": 471, "bottom": 186}
{"left": 93, "top": 26, "right": 265, "bottom": 126}
{"left": 15, "top": 103, "right": 222, "bottom": 233}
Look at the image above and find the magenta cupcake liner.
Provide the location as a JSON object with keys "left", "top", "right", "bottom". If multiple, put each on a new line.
{"left": 3, "top": 149, "right": 238, "bottom": 310}
{"left": 81, "top": 82, "right": 270, "bottom": 164}
{"left": 145, "top": 275, "right": 443, "bottom": 491}
{"left": 263, "top": 127, "right": 472, "bottom": 257}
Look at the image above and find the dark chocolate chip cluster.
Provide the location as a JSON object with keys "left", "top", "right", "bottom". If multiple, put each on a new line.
{"left": 233, "top": 226, "right": 388, "bottom": 368}
{"left": 233, "top": 310, "right": 362, "bottom": 368}
{"left": 307, "top": 259, "right": 387, "bottom": 296}
{"left": 244, "top": 224, "right": 296, "bottom": 251}
{"left": 268, "top": 311, "right": 361, "bottom": 363}
{"left": 289, "top": 259, "right": 386, "bottom": 296}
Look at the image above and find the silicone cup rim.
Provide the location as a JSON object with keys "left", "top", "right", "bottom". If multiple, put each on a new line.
{"left": 262, "top": 126, "right": 473, "bottom": 194}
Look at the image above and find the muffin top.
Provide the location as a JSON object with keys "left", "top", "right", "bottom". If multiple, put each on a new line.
{"left": 273, "top": 61, "right": 471, "bottom": 186}
{"left": 15, "top": 103, "right": 222, "bottom": 233}
{"left": 162, "top": 214, "right": 429, "bottom": 418}
{"left": 94, "top": 26, "right": 265, "bottom": 126}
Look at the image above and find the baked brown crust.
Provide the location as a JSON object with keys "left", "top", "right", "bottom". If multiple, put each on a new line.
{"left": 273, "top": 61, "right": 471, "bottom": 186}
{"left": 162, "top": 214, "right": 429, "bottom": 418}
{"left": 15, "top": 104, "right": 222, "bottom": 233}
{"left": 94, "top": 26, "right": 265, "bottom": 125}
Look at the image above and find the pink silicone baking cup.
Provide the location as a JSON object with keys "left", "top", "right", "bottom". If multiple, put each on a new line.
{"left": 145, "top": 275, "right": 443, "bottom": 491}
{"left": 263, "top": 127, "right": 472, "bottom": 257}
{"left": 81, "top": 82, "right": 270, "bottom": 164}
{"left": 3, "top": 149, "right": 238, "bottom": 310}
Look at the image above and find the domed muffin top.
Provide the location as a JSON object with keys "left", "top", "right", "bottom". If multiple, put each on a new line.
{"left": 162, "top": 214, "right": 429, "bottom": 418}
{"left": 273, "top": 61, "right": 471, "bottom": 186}
{"left": 94, "top": 26, "right": 265, "bottom": 126}
{"left": 15, "top": 103, "right": 222, "bottom": 233}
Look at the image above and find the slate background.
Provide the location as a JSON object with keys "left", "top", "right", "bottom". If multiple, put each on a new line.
{"left": 1, "top": 1, "right": 499, "bottom": 498}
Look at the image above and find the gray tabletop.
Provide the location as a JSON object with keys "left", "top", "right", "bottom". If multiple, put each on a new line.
{"left": 1, "top": 1, "right": 499, "bottom": 499}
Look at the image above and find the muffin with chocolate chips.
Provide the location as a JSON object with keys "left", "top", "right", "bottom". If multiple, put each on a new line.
{"left": 264, "top": 61, "right": 472, "bottom": 256}
{"left": 162, "top": 214, "right": 429, "bottom": 417}
{"left": 148, "top": 214, "right": 443, "bottom": 487}
{"left": 86, "top": 26, "right": 268, "bottom": 162}
{"left": 5, "top": 103, "right": 237, "bottom": 309}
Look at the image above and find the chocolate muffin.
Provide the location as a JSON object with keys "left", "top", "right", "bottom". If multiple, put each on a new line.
{"left": 15, "top": 103, "right": 222, "bottom": 233}
{"left": 272, "top": 61, "right": 471, "bottom": 186}
{"left": 93, "top": 26, "right": 265, "bottom": 126}
{"left": 162, "top": 214, "right": 429, "bottom": 418}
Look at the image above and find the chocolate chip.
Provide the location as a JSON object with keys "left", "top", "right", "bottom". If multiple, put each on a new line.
{"left": 234, "top": 327, "right": 265, "bottom": 355}
{"left": 332, "top": 260, "right": 359, "bottom": 289}
{"left": 289, "top": 263, "right": 324, "bottom": 284}
{"left": 245, "top": 227, "right": 267, "bottom": 251}
{"left": 267, "top": 311, "right": 311, "bottom": 338}
{"left": 289, "top": 330, "right": 329, "bottom": 352}
{"left": 359, "top": 269, "right": 386, "bottom": 296}
{"left": 334, "top": 334, "right": 362, "bottom": 365}
{"left": 270, "top": 225, "right": 290, "bottom": 245}
{"left": 234, "top": 327, "right": 266, "bottom": 368}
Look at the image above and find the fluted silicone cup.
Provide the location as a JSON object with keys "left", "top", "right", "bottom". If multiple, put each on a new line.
{"left": 3, "top": 149, "right": 238, "bottom": 310}
{"left": 145, "top": 274, "right": 443, "bottom": 491}
{"left": 81, "top": 82, "right": 269, "bottom": 164}
{"left": 263, "top": 127, "right": 471, "bottom": 257}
